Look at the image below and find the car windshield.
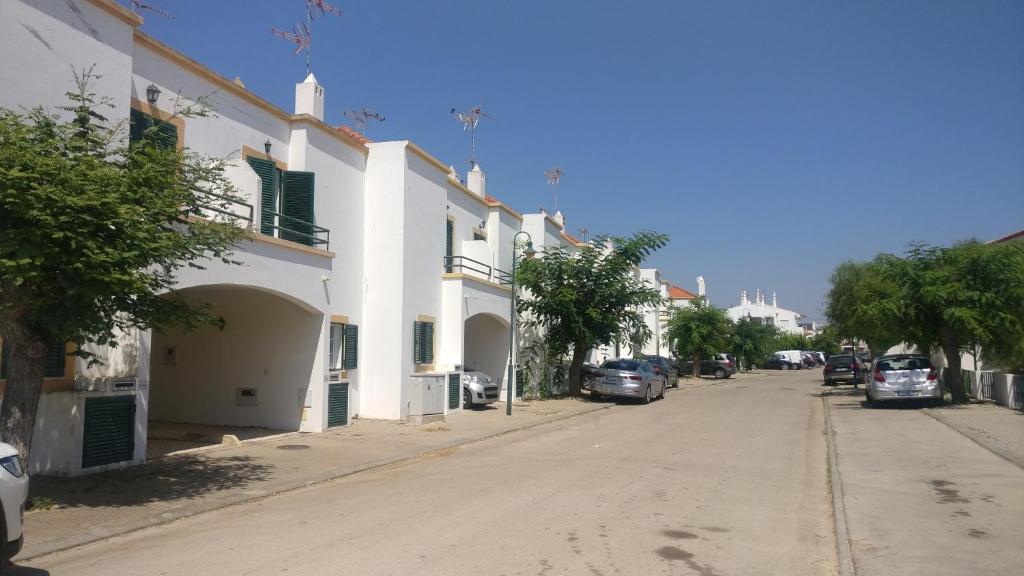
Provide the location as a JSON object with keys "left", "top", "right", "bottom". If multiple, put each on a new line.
{"left": 876, "top": 357, "right": 933, "bottom": 371}
{"left": 603, "top": 360, "right": 640, "bottom": 371}
{"left": 828, "top": 355, "right": 855, "bottom": 365}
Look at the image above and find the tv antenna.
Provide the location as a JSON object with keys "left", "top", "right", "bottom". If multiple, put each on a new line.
{"left": 128, "top": 0, "right": 173, "bottom": 18}
{"left": 272, "top": 0, "right": 342, "bottom": 75}
{"left": 450, "top": 105, "right": 494, "bottom": 166}
{"left": 578, "top": 227, "right": 589, "bottom": 242}
{"left": 344, "top": 108, "right": 386, "bottom": 135}
{"left": 544, "top": 167, "right": 564, "bottom": 213}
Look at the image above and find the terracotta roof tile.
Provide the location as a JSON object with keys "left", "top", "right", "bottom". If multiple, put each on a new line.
{"left": 668, "top": 285, "right": 697, "bottom": 299}
{"left": 990, "top": 228, "right": 1024, "bottom": 244}
{"left": 336, "top": 125, "right": 372, "bottom": 146}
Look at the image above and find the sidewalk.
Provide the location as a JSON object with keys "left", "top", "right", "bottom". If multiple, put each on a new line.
{"left": 923, "top": 402, "right": 1024, "bottom": 469}
{"left": 21, "top": 397, "right": 612, "bottom": 561}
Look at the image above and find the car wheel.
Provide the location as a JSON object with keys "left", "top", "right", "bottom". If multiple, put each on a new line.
{"left": 642, "top": 385, "right": 652, "bottom": 404}
{"left": 714, "top": 368, "right": 726, "bottom": 379}
{"left": 463, "top": 389, "right": 473, "bottom": 410}
{"left": 657, "top": 382, "right": 666, "bottom": 400}
{"left": 782, "top": 364, "right": 790, "bottom": 371}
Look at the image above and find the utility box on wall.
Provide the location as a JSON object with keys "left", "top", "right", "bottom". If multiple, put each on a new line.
{"left": 407, "top": 374, "right": 445, "bottom": 424}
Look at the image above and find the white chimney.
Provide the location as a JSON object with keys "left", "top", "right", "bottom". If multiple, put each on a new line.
{"left": 295, "top": 73, "right": 325, "bottom": 121}
{"left": 697, "top": 276, "right": 706, "bottom": 298}
{"left": 553, "top": 210, "right": 565, "bottom": 229}
{"left": 772, "top": 291, "right": 777, "bottom": 308}
{"left": 741, "top": 290, "right": 748, "bottom": 305}
{"left": 467, "top": 163, "right": 486, "bottom": 197}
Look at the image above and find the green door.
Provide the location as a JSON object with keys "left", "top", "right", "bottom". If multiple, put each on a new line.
{"left": 449, "top": 372, "right": 461, "bottom": 410}
{"left": 82, "top": 395, "right": 136, "bottom": 469}
{"left": 328, "top": 382, "right": 349, "bottom": 427}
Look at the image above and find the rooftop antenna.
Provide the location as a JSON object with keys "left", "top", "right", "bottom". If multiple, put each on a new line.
{"left": 578, "top": 227, "right": 589, "bottom": 242}
{"left": 544, "top": 167, "right": 564, "bottom": 213}
{"left": 450, "top": 105, "right": 494, "bottom": 166}
{"left": 272, "top": 0, "right": 342, "bottom": 75}
{"left": 128, "top": 0, "right": 173, "bottom": 18}
{"left": 344, "top": 108, "right": 386, "bottom": 136}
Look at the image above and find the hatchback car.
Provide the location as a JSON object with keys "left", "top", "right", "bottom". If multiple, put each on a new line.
{"left": 677, "top": 353, "right": 736, "bottom": 379}
{"left": 823, "top": 354, "right": 864, "bottom": 386}
{"left": 592, "top": 359, "right": 666, "bottom": 403}
{"left": 642, "top": 355, "right": 679, "bottom": 388}
{"left": 462, "top": 369, "right": 500, "bottom": 409}
{"left": 0, "top": 442, "right": 28, "bottom": 564}
{"left": 865, "top": 355, "right": 943, "bottom": 407}
{"left": 763, "top": 356, "right": 799, "bottom": 370}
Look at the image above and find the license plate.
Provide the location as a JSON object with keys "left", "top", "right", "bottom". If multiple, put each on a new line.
{"left": 834, "top": 368, "right": 849, "bottom": 372}
{"left": 606, "top": 377, "right": 621, "bottom": 383}
{"left": 895, "top": 390, "right": 919, "bottom": 397}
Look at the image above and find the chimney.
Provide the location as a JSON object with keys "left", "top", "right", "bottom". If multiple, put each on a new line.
{"left": 697, "top": 276, "right": 706, "bottom": 298}
{"left": 772, "top": 291, "right": 777, "bottom": 308}
{"left": 553, "top": 210, "right": 565, "bottom": 229}
{"left": 295, "top": 73, "right": 325, "bottom": 121}
{"left": 467, "top": 163, "right": 486, "bottom": 197}
{"left": 741, "top": 290, "right": 747, "bottom": 305}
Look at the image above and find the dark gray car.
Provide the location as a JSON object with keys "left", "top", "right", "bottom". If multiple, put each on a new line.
{"left": 642, "top": 355, "right": 679, "bottom": 388}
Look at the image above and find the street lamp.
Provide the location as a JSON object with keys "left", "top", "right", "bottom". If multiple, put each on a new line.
{"left": 507, "top": 231, "right": 536, "bottom": 416}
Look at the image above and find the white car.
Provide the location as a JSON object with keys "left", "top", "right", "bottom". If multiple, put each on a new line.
{"left": 462, "top": 369, "right": 500, "bottom": 408}
{"left": 0, "top": 442, "right": 29, "bottom": 563}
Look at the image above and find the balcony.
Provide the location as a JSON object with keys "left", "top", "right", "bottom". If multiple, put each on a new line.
{"left": 185, "top": 194, "right": 330, "bottom": 251}
{"left": 443, "top": 256, "right": 511, "bottom": 286}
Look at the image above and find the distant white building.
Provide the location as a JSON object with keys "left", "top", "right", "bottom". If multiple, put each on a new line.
{"left": 727, "top": 290, "right": 803, "bottom": 335}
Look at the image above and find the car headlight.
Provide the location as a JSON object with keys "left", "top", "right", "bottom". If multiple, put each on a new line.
{"left": 462, "top": 375, "right": 480, "bottom": 384}
{"left": 0, "top": 455, "right": 23, "bottom": 478}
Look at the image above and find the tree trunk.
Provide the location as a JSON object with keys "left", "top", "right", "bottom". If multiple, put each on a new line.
{"left": 0, "top": 321, "right": 48, "bottom": 467}
{"left": 941, "top": 326, "right": 967, "bottom": 404}
{"left": 692, "top": 352, "right": 701, "bottom": 377}
{"left": 567, "top": 342, "right": 587, "bottom": 397}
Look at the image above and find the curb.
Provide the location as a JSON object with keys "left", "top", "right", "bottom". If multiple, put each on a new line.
{"left": 821, "top": 389, "right": 857, "bottom": 576}
{"left": 20, "top": 401, "right": 614, "bottom": 562}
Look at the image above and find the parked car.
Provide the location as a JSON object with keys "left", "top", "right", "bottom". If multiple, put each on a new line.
{"left": 801, "top": 353, "right": 818, "bottom": 367}
{"left": 0, "top": 442, "right": 28, "bottom": 564}
{"left": 823, "top": 354, "right": 864, "bottom": 386}
{"left": 763, "top": 355, "right": 800, "bottom": 370}
{"left": 678, "top": 354, "right": 737, "bottom": 379}
{"left": 774, "top": 350, "right": 805, "bottom": 370}
{"left": 461, "top": 369, "right": 500, "bottom": 409}
{"left": 811, "top": 351, "right": 827, "bottom": 365}
{"left": 865, "top": 354, "right": 943, "bottom": 408}
{"left": 642, "top": 355, "right": 679, "bottom": 388}
{"left": 581, "top": 362, "right": 605, "bottom": 392}
{"left": 592, "top": 358, "right": 666, "bottom": 403}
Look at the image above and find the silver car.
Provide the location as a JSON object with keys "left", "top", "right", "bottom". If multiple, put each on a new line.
{"left": 591, "top": 358, "right": 666, "bottom": 403}
{"left": 462, "top": 369, "right": 500, "bottom": 409}
{"left": 865, "top": 354, "right": 943, "bottom": 407}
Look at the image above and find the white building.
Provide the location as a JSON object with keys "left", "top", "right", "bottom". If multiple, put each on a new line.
{"left": 0, "top": 0, "right": 588, "bottom": 475}
{"left": 727, "top": 290, "right": 804, "bottom": 335}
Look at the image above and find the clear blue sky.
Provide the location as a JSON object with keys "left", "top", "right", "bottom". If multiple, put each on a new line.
{"left": 137, "top": 0, "right": 1023, "bottom": 321}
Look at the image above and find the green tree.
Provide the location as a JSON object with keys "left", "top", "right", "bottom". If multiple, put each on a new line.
{"left": 874, "top": 241, "right": 1024, "bottom": 402}
{"left": 774, "top": 332, "right": 811, "bottom": 352}
{"left": 665, "top": 297, "right": 734, "bottom": 377}
{"left": 809, "top": 325, "right": 842, "bottom": 356}
{"left": 0, "top": 71, "right": 246, "bottom": 463}
{"left": 730, "top": 317, "right": 779, "bottom": 370}
{"left": 516, "top": 231, "right": 669, "bottom": 396}
{"left": 825, "top": 260, "right": 903, "bottom": 353}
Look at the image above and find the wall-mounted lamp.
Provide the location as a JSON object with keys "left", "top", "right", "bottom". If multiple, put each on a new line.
{"left": 146, "top": 83, "right": 161, "bottom": 105}
{"left": 264, "top": 139, "right": 272, "bottom": 157}
{"left": 479, "top": 219, "right": 487, "bottom": 230}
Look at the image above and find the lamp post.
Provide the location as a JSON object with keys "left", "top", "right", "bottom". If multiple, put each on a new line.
{"left": 507, "top": 231, "right": 536, "bottom": 416}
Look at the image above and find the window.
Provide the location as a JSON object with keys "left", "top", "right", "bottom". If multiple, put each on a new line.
{"left": 328, "top": 323, "right": 359, "bottom": 371}
{"left": 129, "top": 108, "right": 178, "bottom": 150}
{"left": 413, "top": 321, "right": 434, "bottom": 365}
{"left": 246, "top": 157, "right": 316, "bottom": 247}
{"left": 0, "top": 340, "right": 68, "bottom": 379}
{"left": 473, "top": 231, "right": 485, "bottom": 241}
{"left": 445, "top": 219, "right": 454, "bottom": 273}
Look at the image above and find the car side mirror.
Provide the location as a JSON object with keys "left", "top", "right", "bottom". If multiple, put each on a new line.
{"left": 654, "top": 367, "right": 662, "bottom": 374}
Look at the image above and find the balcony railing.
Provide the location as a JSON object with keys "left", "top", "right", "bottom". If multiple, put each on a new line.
{"left": 185, "top": 191, "right": 255, "bottom": 228}
{"left": 263, "top": 210, "right": 331, "bottom": 250}
{"left": 444, "top": 256, "right": 511, "bottom": 285}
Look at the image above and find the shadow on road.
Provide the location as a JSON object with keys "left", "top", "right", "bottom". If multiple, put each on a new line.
{"left": 4, "top": 564, "right": 50, "bottom": 575}
{"left": 29, "top": 454, "right": 273, "bottom": 510}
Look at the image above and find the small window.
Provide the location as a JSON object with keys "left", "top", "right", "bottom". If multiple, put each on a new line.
{"left": 0, "top": 340, "right": 67, "bottom": 379}
{"left": 413, "top": 321, "right": 435, "bottom": 365}
{"left": 473, "top": 231, "right": 485, "bottom": 241}
{"left": 328, "top": 323, "right": 359, "bottom": 371}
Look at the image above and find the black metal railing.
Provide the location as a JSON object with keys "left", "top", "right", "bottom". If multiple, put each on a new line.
{"left": 184, "top": 191, "right": 254, "bottom": 227}
{"left": 263, "top": 210, "right": 330, "bottom": 250}
{"left": 443, "top": 256, "right": 512, "bottom": 285}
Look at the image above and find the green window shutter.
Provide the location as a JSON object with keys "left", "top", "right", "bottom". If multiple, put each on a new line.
{"left": 246, "top": 157, "right": 277, "bottom": 235}
{"left": 448, "top": 372, "right": 461, "bottom": 409}
{"left": 154, "top": 120, "right": 178, "bottom": 150}
{"left": 414, "top": 321, "right": 424, "bottom": 364}
{"left": 424, "top": 322, "right": 434, "bottom": 364}
{"left": 343, "top": 324, "right": 358, "bottom": 369}
{"left": 445, "top": 219, "right": 454, "bottom": 272}
{"left": 82, "top": 396, "right": 136, "bottom": 468}
{"left": 129, "top": 108, "right": 150, "bottom": 143}
{"left": 281, "top": 170, "right": 315, "bottom": 246}
{"left": 129, "top": 109, "right": 177, "bottom": 150}
{"left": 327, "top": 382, "right": 349, "bottom": 427}
{"left": 1, "top": 340, "right": 66, "bottom": 378}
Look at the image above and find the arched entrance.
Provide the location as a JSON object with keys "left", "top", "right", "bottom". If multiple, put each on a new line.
{"left": 147, "top": 284, "right": 323, "bottom": 457}
{"left": 463, "top": 313, "right": 510, "bottom": 388}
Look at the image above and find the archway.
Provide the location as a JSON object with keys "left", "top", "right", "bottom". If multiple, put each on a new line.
{"left": 463, "top": 313, "right": 510, "bottom": 387}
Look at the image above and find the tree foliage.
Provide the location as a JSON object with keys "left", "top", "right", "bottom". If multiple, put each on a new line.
{"left": 825, "top": 240, "right": 1024, "bottom": 402}
{"left": 730, "top": 317, "right": 778, "bottom": 370}
{"left": 516, "top": 231, "right": 669, "bottom": 396}
{"left": 825, "top": 260, "right": 903, "bottom": 353}
{"left": 809, "top": 324, "right": 842, "bottom": 356}
{"left": 665, "top": 297, "right": 734, "bottom": 376}
{"left": 0, "top": 70, "right": 247, "bottom": 461}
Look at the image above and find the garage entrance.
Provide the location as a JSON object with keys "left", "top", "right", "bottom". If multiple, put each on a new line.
{"left": 148, "top": 285, "right": 323, "bottom": 457}
{"left": 463, "top": 313, "right": 510, "bottom": 394}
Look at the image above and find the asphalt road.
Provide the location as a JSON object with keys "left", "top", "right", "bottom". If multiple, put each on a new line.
{"left": 23, "top": 368, "right": 1022, "bottom": 575}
